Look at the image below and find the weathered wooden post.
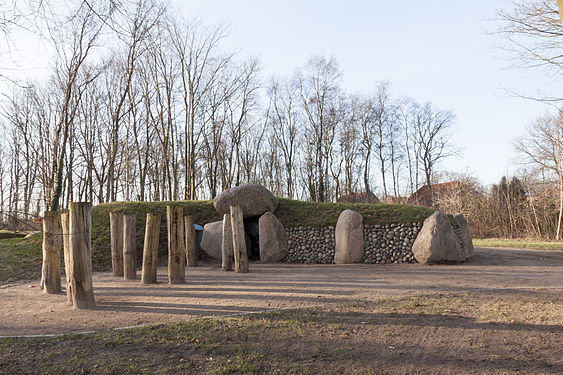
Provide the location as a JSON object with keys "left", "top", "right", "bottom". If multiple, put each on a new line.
{"left": 167, "top": 205, "right": 185, "bottom": 284}
{"left": 69, "top": 202, "right": 95, "bottom": 309}
{"left": 123, "top": 214, "right": 137, "bottom": 280}
{"left": 141, "top": 213, "right": 160, "bottom": 284}
{"left": 230, "top": 205, "right": 248, "bottom": 273}
{"left": 184, "top": 216, "right": 197, "bottom": 267}
{"left": 41, "top": 211, "right": 62, "bottom": 294}
{"left": 60, "top": 211, "right": 72, "bottom": 305}
{"left": 109, "top": 212, "right": 124, "bottom": 277}
{"left": 221, "top": 213, "right": 233, "bottom": 271}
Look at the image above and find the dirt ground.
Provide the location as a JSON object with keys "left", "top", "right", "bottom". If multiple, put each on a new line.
{"left": 1, "top": 247, "right": 562, "bottom": 337}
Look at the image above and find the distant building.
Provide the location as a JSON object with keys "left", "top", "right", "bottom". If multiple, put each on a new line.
{"left": 337, "top": 191, "right": 380, "bottom": 204}
{"left": 408, "top": 181, "right": 461, "bottom": 207}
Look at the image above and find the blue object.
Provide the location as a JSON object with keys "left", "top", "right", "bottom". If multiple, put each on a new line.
{"left": 194, "top": 224, "right": 203, "bottom": 259}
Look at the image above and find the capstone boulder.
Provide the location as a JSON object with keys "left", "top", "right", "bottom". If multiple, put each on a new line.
{"left": 213, "top": 184, "right": 278, "bottom": 218}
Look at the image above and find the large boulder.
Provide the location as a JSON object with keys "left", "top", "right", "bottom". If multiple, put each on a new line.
{"left": 214, "top": 184, "right": 278, "bottom": 218}
{"left": 200, "top": 220, "right": 251, "bottom": 260}
{"left": 199, "top": 221, "right": 223, "bottom": 260}
{"left": 454, "top": 213, "right": 474, "bottom": 259}
{"left": 258, "top": 212, "right": 288, "bottom": 262}
{"left": 334, "top": 209, "right": 364, "bottom": 264}
{"left": 412, "top": 211, "right": 466, "bottom": 264}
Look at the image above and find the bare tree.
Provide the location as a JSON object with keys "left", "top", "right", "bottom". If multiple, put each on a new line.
{"left": 515, "top": 111, "right": 563, "bottom": 239}
{"left": 267, "top": 77, "right": 300, "bottom": 198}
{"left": 106, "top": 0, "right": 163, "bottom": 202}
{"left": 413, "top": 102, "right": 457, "bottom": 203}
{"left": 295, "top": 56, "right": 343, "bottom": 202}
{"left": 48, "top": 2, "right": 109, "bottom": 210}
{"left": 497, "top": 0, "right": 563, "bottom": 101}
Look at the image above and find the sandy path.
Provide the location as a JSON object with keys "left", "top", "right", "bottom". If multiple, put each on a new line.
{"left": 1, "top": 247, "right": 562, "bottom": 336}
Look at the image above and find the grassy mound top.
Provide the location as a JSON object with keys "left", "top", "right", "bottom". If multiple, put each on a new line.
{"left": 276, "top": 198, "right": 434, "bottom": 228}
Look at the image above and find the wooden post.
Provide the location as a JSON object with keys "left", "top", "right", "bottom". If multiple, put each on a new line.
{"left": 109, "top": 212, "right": 124, "bottom": 277}
{"left": 230, "top": 205, "right": 248, "bottom": 273}
{"left": 141, "top": 213, "right": 160, "bottom": 284}
{"left": 61, "top": 211, "right": 72, "bottom": 305}
{"left": 123, "top": 214, "right": 137, "bottom": 280}
{"left": 41, "top": 211, "right": 62, "bottom": 294}
{"left": 167, "top": 205, "right": 185, "bottom": 284}
{"left": 221, "top": 214, "right": 233, "bottom": 271}
{"left": 184, "top": 216, "right": 197, "bottom": 267}
{"left": 69, "top": 202, "right": 95, "bottom": 309}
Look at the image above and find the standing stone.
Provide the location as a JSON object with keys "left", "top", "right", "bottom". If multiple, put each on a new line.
{"left": 200, "top": 220, "right": 224, "bottom": 260}
{"left": 214, "top": 184, "right": 278, "bottom": 218}
{"left": 412, "top": 211, "right": 466, "bottom": 264}
{"left": 201, "top": 219, "right": 252, "bottom": 260}
{"left": 334, "top": 209, "right": 365, "bottom": 264}
{"left": 258, "top": 212, "right": 288, "bottom": 262}
{"left": 110, "top": 212, "right": 124, "bottom": 277}
{"left": 454, "top": 213, "right": 474, "bottom": 259}
{"left": 41, "top": 211, "right": 62, "bottom": 294}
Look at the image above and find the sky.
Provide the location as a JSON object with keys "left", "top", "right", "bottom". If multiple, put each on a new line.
{"left": 2, "top": 0, "right": 558, "bottom": 187}
{"left": 171, "top": 0, "right": 557, "bottom": 186}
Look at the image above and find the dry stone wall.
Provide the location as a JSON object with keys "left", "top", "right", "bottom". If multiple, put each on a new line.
{"left": 285, "top": 222, "right": 423, "bottom": 264}
{"left": 286, "top": 226, "right": 335, "bottom": 264}
{"left": 363, "top": 223, "right": 422, "bottom": 264}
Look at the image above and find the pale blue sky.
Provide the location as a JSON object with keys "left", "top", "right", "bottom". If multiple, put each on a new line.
{"left": 175, "top": 0, "right": 557, "bottom": 185}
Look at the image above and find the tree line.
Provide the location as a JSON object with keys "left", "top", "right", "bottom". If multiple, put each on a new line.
{"left": 0, "top": 0, "right": 456, "bottom": 226}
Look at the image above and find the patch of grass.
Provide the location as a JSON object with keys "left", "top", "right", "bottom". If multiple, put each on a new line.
{"left": 474, "top": 237, "right": 563, "bottom": 251}
{"left": 0, "top": 234, "right": 42, "bottom": 284}
{"left": 1, "top": 290, "right": 561, "bottom": 374}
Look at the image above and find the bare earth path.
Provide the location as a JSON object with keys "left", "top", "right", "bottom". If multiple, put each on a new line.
{"left": 1, "top": 247, "right": 562, "bottom": 336}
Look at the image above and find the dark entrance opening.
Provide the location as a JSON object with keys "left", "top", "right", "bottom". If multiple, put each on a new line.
{"left": 243, "top": 216, "right": 260, "bottom": 260}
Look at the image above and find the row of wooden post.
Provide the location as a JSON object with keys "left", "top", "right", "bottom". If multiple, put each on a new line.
{"left": 39, "top": 203, "right": 250, "bottom": 310}
{"left": 41, "top": 202, "right": 95, "bottom": 309}
{"left": 220, "top": 205, "right": 249, "bottom": 273}
{"left": 109, "top": 205, "right": 200, "bottom": 285}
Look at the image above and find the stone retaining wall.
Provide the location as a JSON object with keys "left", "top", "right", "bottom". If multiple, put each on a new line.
{"left": 363, "top": 223, "right": 422, "bottom": 264}
{"left": 285, "top": 223, "right": 423, "bottom": 264}
{"left": 286, "top": 226, "right": 335, "bottom": 264}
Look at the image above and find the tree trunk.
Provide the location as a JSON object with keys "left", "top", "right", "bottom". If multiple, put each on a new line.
{"left": 41, "top": 211, "right": 62, "bottom": 294}
{"left": 221, "top": 213, "right": 233, "bottom": 271}
{"left": 184, "top": 216, "right": 197, "bottom": 267}
{"left": 230, "top": 205, "right": 248, "bottom": 273}
{"left": 167, "top": 205, "right": 185, "bottom": 284}
{"left": 61, "top": 211, "right": 72, "bottom": 305}
{"left": 123, "top": 214, "right": 137, "bottom": 280}
{"left": 110, "top": 212, "right": 124, "bottom": 277}
{"left": 68, "top": 202, "right": 95, "bottom": 309}
{"left": 141, "top": 213, "right": 160, "bottom": 284}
